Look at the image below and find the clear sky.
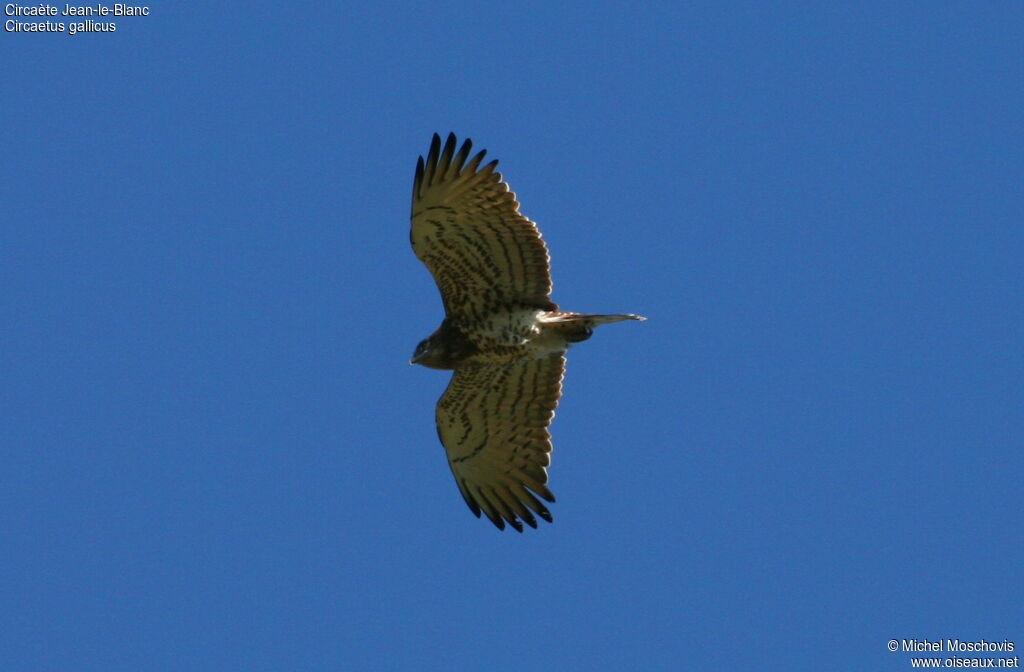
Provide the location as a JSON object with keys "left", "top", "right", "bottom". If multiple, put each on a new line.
{"left": 3, "top": 3, "right": 1022, "bottom": 670}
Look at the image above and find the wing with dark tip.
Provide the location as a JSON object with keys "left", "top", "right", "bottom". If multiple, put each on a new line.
{"left": 411, "top": 133, "right": 556, "bottom": 318}
{"left": 435, "top": 354, "right": 564, "bottom": 531}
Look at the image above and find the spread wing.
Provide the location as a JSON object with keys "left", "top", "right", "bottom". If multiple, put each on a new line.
{"left": 436, "top": 354, "right": 565, "bottom": 531}
{"left": 411, "top": 133, "right": 556, "bottom": 318}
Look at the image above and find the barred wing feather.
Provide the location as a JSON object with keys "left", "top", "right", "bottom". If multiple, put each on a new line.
{"left": 411, "top": 133, "right": 556, "bottom": 318}
{"left": 436, "top": 354, "right": 565, "bottom": 531}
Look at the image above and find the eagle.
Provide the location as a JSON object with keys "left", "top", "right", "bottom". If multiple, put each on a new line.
{"left": 410, "top": 133, "right": 644, "bottom": 531}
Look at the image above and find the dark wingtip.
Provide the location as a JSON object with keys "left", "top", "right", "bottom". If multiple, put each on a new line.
{"left": 479, "top": 158, "right": 500, "bottom": 176}
{"left": 439, "top": 133, "right": 457, "bottom": 174}
{"left": 424, "top": 134, "right": 442, "bottom": 185}
{"left": 456, "top": 478, "right": 483, "bottom": 518}
{"left": 453, "top": 136, "right": 473, "bottom": 175}
{"left": 412, "top": 156, "right": 425, "bottom": 201}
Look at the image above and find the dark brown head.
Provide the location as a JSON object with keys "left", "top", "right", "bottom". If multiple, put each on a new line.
{"left": 410, "top": 320, "right": 477, "bottom": 370}
{"left": 410, "top": 333, "right": 450, "bottom": 369}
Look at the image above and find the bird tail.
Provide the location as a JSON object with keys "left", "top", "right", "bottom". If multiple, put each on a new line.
{"left": 539, "top": 311, "right": 646, "bottom": 343}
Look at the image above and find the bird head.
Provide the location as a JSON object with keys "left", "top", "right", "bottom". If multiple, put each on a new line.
{"left": 410, "top": 337, "right": 431, "bottom": 365}
{"left": 410, "top": 334, "right": 448, "bottom": 369}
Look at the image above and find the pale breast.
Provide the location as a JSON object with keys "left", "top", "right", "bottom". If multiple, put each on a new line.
{"left": 460, "top": 309, "right": 567, "bottom": 365}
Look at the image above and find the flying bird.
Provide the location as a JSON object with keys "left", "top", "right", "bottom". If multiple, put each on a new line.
{"left": 410, "top": 133, "right": 644, "bottom": 531}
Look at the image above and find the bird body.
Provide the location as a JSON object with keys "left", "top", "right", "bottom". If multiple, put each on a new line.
{"left": 409, "top": 133, "right": 644, "bottom": 531}
{"left": 412, "top": 310, "right": 641, "bottom": 370}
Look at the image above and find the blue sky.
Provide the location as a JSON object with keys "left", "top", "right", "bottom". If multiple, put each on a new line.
{"left": 3, "top": 3, "right": 1022, "bottom": 670}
